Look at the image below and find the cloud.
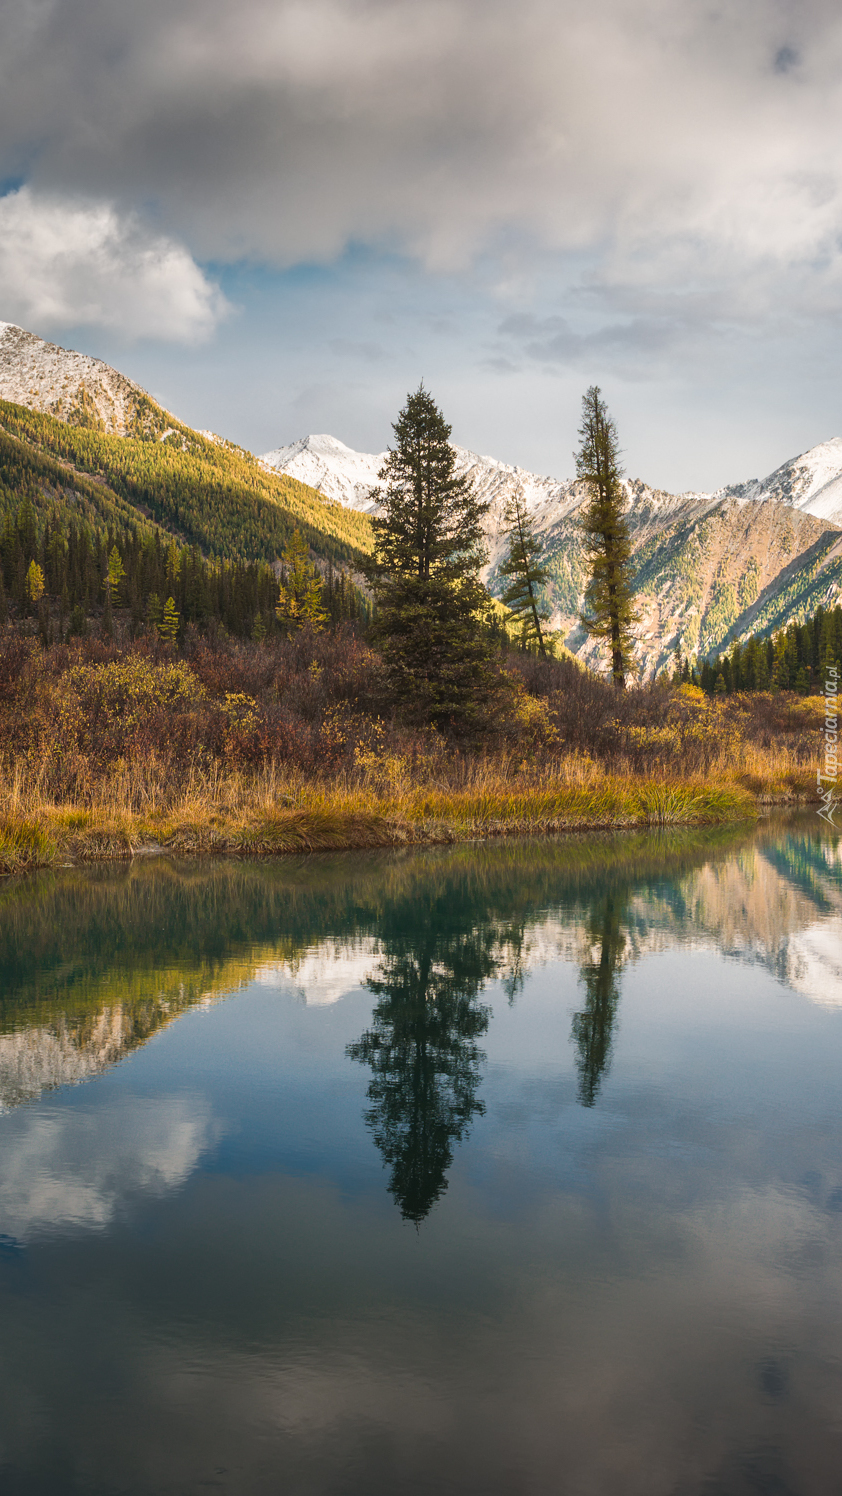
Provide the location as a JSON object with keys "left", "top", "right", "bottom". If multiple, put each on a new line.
{"left": 2, "top": 0, "right": 842, "bottom": 314}
{"left": 0, "top": 186, "right": 227, "bottom": 340}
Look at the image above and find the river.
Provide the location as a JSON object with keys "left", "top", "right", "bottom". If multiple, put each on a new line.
{"left": 0, "top": 815, "right": 840, "bottom": 1494}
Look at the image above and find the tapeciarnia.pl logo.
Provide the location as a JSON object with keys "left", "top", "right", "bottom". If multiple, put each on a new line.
{"left": 817, "top": 664, "right": 839, "bottom": 827}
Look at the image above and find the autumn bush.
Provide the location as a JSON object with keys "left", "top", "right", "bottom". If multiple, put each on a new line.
{"left": 0, "top": 629, "right": 822, "bottom": 822}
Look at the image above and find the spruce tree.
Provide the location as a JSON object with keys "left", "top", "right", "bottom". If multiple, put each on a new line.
{"left": 158, "top": 596, "right": 180, "bottom": 643}
{"left": 275, "top": 528, "right": 328, "bottom": 633}
{"left": 498, "top": 488, "right": 551, "bottom": 658}
{"left": 575, "top": 387, "right": 637, "bottom": 688}
{"left": 366, "top": 385, "right": 503, "bottom": 729}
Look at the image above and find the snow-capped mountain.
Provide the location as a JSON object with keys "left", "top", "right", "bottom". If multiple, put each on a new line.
{"left": 725, "top": 438, "right": 842, "bottom": 524}
{"left": 262, "top": 430, "right": 842, "bottom": 528}
{"left": 260, "top": 434, "right": 386, "bottom": 510}
{"left": 262, "top": 430, "right": 842, "bottom": 674}
{"left": 0, "top": 321, "right": 157, "bottom": 434}
{"left": 1, "top": 314, "right": 839, "bottom": 678}
{"left": 260, "top": 432, "right": 581, "bottom": 521}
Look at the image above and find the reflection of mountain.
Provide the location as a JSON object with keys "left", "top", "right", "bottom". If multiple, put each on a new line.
{"left": 0, "top": 1005, "right": 163, "bottom": 1111}
{"left": 0, "top": 820, "right": 839, "bottom": 1127}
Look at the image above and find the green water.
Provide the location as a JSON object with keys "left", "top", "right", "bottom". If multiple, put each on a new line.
{"left": 0, "top": 816, "right": 841, "bottom": 1494}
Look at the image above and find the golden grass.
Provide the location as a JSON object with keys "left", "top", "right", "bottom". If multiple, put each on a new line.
{"left": 0, "top": 749, "right": 774, "bottom": 874}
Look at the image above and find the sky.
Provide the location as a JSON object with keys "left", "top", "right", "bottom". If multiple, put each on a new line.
{"left": 2, "top": 0, "right": 842, "bottom": 491}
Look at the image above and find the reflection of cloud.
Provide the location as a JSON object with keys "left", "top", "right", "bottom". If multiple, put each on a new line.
{"left": 85, "top": 1173, "right": 842, "bottom": 1495}
{"left": 254, "top": 939, "right": 380, "bottom": 1006}
{"left": 0, "top": 1099, "right": 214, "bottom": 1242}
{"left": 786, "top": 919, "right": 842, "bottom": 1009}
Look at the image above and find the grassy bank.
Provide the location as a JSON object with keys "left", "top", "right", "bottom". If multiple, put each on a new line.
{"left": 0, "top": 630, "right": 824, "bottom": 874}
{"left": 0, "top": 762, "right": 771, "bottom": 874}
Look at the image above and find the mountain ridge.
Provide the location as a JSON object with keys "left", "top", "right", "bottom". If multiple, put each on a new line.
{"left": 261, "top": 430, "right": 842, "bottom": 675}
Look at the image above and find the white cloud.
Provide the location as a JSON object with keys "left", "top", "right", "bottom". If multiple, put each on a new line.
{"left": 0, "top": 187, "right": 227, "bottom": 341}
{"left": 0, "top": 1097, "right": 216, "bottom": 1242}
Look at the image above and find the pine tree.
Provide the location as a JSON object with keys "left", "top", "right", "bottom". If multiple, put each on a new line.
{"left": 106, "top": 545, "right": 126, "bottom": 607}
{"left": 25, "top": 559, "right": 46, "bottom": 605}
{"left": 158, "top": 596, "right": 180, "bottom": 643}
{"left": 275, "top": 528, "right": 328, "bottom": 633}
{"left": 365, "top": 385, "right": 504, "bottom": 729}
{"left": 146, "top": 592, "right": 163, "bottom": 630}
{"left": 498, "top": 488, "right": 551, "bottom": 658}
{"left": 575, "top": 387, "right": 637, "bottom": 688}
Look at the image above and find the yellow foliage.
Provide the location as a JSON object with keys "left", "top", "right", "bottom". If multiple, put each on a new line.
{"left": 64, "top": 658, "right": 204, "bottom": 734}
{"left": 26, "top": 560, "right": 46, "bottom": 604}
{"left": 508, "top": 682, "right": 559, "bottom": 748}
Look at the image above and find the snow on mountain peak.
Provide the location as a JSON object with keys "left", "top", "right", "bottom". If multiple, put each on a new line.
{"left": 726, "top": 438, "right": 842, "bottom": 523}
{"left": 261, "top": 429, "right": 842, "bottom": 531}
{"left": 0, "top": 320, "right": 151, "bottom": 434}
{"left": 260, "top": 433, "right": 387, "bottom": 510}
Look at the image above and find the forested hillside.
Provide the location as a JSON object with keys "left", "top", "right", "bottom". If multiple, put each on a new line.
{"left": 0, "top": 398, "right": 373, "bottom": 571}
{"left": 0, "top": 405, "right": 368, "bottom": 640}
{"left": 699, "top": 605, "right": 842, "bottom": 693}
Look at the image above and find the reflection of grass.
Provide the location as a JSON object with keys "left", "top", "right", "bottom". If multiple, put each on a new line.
{"left": 0, "top": 764, "right": 759, "bottom": 873}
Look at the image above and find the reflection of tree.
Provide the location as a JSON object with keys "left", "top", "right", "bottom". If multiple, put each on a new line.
{"left": 572, "top": 891, "right": 627, "bottom": 1107}
{"left": 348, "top": 917, "right": 495, "bottom": 1224}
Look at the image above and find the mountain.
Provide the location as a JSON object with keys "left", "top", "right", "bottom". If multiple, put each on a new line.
{"left": 262, "top": 434, "right": 842, "bottom": 676}
{"left": 0, "top": 324, "right": 373, "bottom": 572}
{"left": 0, "top": 320, "right": 153, "bottom": 435}
{"left": 2, "top": 318, "right": 839, "bottom": 676}
{"left": 726, "top": 439, "right": 842, "bottom": 523}
{"left": 261, "top": 434, "right": 385, "bottom": 511}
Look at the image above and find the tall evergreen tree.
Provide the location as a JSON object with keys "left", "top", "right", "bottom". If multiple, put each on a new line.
{"left": 575, "top": 387, "right": 637, "bottom": 688}
{"left": 498, "top": 488, "right": 551, "bottom": 658}
{"left": 366, "top": 385, "right": 503, "bottom": 729}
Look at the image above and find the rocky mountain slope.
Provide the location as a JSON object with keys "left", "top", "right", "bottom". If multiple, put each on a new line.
{"left": 262, "top": 434, "right": 842, "bottom": 676}
{"left": 0, "top": 325, "right": 373, "bottom": 577}
{"left": 0, "top": 321, "right": 159, "bottom": 435}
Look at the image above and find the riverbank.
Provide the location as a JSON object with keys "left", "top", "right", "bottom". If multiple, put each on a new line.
{"left": 0, "top": 769, "right": 815, "bottom": 874}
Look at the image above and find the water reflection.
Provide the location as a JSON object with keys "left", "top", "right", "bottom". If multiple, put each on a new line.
{"left": 571, "top": 889, "right": 627, "bottom": 1106}
{"left": 0, "top": 819, "right": 842, "bottom": 1492}
{"left": 0, "top": 819, "right": 840, "bottom": 1174}
{"left": 347, "top": 896, "right": 494, "bottom": 1223}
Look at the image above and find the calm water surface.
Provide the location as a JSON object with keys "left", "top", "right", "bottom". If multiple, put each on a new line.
{"left": 1, "top": 817, "right": 841, "bottom": 1495}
